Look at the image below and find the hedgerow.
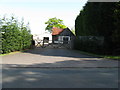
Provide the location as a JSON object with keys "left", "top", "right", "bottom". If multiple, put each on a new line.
{"left": 75, "top": 2, "right": 120, "bottom": 55}
{"left": 0, "top": 15, "right": 32, "bottom": 54}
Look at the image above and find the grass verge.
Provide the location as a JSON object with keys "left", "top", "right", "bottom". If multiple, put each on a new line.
{"left": 0, "top": 51, "right": 21, "bottom": 56}
{"left": 0, "top": 48, "right": 31, "bottom": 56}
{"left": 77, "top": 50, "right": 120, "bottom": 60}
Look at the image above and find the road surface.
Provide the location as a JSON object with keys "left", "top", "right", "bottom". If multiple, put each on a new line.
{"left": 2, "top": 48, "right": 119, "bottom": 88}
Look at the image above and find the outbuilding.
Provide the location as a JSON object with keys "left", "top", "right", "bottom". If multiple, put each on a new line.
{"left": 52, "top": 27, "right": 75, "bottom": 49}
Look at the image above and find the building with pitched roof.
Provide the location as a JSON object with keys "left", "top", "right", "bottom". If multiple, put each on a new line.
{"left": 52, "top": 27, "right": 75, "bottom": 48}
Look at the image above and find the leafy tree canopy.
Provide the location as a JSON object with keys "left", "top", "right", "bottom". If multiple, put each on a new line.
{"left": 45, "top": 17, "right": 67, "bottom": 32}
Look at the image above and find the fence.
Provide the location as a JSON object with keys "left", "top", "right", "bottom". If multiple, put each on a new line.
{"left": 74, "top": 36, "right": 105, "bottom": 54}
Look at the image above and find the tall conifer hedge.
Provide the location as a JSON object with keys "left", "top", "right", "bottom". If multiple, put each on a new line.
{"left": 75, "top": 2, "right": 120, "bottom": 55}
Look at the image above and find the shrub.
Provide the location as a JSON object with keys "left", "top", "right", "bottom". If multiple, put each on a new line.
{"left": 0, "top": 16, "right": 32, "bottom": 54}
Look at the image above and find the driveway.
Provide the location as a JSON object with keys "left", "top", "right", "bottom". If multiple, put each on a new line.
{"left": 2, "top": 48, "right": 119, "bottom": 88}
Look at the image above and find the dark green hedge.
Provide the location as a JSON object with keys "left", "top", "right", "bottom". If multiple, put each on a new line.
{"left": 0, "top": 16, "right": 32, "bottom": 54}
{"left": 75, "top": 2, "right": 120, "bottom": 55}
{"left": 74, "top": 36, "right": 104, "bottom": 54}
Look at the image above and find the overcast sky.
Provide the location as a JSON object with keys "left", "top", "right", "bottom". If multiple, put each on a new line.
{"left": 0, "top": 0, "right": 88, "bottom": 34}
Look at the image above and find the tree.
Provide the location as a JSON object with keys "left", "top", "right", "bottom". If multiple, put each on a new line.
{"left": 1, "top": 15, "right": 32, "bottom": 54}
{"left": 112, "top": 2, "right": 120, "bottom": 52}
{"left": 75, "top": 2, "right": 117, "bottom": 54}
{"left": 45, "top": 17, "right": 67, "bottom": 32}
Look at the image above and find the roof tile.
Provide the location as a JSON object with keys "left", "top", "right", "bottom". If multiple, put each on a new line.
{"left": 52, "top": 27, "right": 64, "bottom": 35}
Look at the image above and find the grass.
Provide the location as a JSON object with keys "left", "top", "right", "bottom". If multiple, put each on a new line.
{"left": 77, "top": 50, "right": 120, "bottom": 60}
{"left": 0, "top": 51, "right": 21, "bottom": 56}
{"left": 0, "top": 48, "right": 31, "bottom": 56}
{"left": 104, "top": 56, "right": 120, "bottom": 60}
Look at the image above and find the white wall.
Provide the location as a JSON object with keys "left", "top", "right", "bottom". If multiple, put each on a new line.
{"left": 33, "top": 32, "right": 52, "bottom": 45}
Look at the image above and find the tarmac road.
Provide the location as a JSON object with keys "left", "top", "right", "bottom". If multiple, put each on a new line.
{"left": 2, "top": 48, "right": 119, "bottom": 88}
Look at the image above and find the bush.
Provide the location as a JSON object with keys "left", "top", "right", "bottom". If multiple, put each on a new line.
{"left": 0, "top": 16, "right": 32, "bottom": 54}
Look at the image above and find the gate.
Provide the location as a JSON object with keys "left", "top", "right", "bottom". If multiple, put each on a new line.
{"left": 34, "top": 36, "right": 72, "bottom": 49}
{"left": 42, "top": 40, "right": 71, "bottom": 49}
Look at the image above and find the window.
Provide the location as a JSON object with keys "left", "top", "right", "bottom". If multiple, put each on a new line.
{"left": 43, "top": 37, "right": 49, "bottom": 43}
